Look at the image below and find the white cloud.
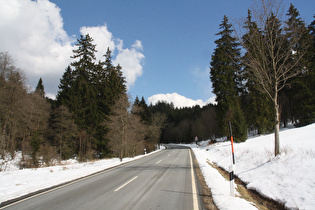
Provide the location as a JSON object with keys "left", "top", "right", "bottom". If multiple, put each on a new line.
{"left": 148, "top": 93, "right": 216, "bottom": 109}
{"left": 0, "top": 0, "right": 73, "bottom": 96}
{"left": 81, "top": 25, "right": 145, "bottom": 90}
{"left": 80, "top": 24, "right": 116, "bottom": 61}
{"left": 205, "top": 95, "right": 217, "bottom": 105}
{"left": 113, "top": 40, "right": 145, "bottom": 89}
{"left": 131, "top": 40, "right": 143, "bottom": 51}
{"left": 0, "top": 0, "right": 144, "bottom": 97}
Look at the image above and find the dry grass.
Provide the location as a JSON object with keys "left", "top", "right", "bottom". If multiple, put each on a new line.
{"left": 206, "top": 159, "right": 286, "bottom": 210}
{"left": 191, "top": 151, "right": 219, "bottom": 210}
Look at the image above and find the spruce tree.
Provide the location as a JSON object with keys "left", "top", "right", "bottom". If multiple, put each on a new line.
{"left": 108, "top": 64, "right": 127, "bottom": 104}
{"left": 35, "top": 78, "right": 45, "bottom": 97}
{"left": 57, "top": 34, "right": 99, "bottom": 159}
{"left": 104, "top": 47, "right": 113, "bottom": 74}
{"left": 57, "top": 66, "right": 73, "bottom": 106}
{"left": 305, "top": 15, "right": 315, "bottom": 123}
{"left": 210, "top": 15, "right": 247, "bottom": 141}
{"left": 68, "top": 34, "right": 98, "bottom": 129}
{"left": 134, "top": 96, "right": 140, "bottom": 106}
{"left": 284, "top": 6, "right": 314, "bottom": 126}
{"left": 102, "top": 48, "right": 127, "bottom": 107}
{"left": 92, "top": 61, "right": 110, "bottom": 156}
{"left": 71, "top": 34, "right": 97, "bottom": 80}
{"left": 242, "top": 10, "right": 274, "bottom": 134}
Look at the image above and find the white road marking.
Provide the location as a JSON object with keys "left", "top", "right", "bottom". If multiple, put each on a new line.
{"left": 114, "top": 176, "right": 138, "bottom": 192}
{"left": 189, "top": 150, "right": 199, "bottom": 210}
{"left": 156, "top": 160, "right": 162, "bottom": 164}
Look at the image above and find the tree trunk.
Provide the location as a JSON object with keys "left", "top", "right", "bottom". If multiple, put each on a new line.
{"left": 0, "top": 121, "right": 7, "bottom": 155}
{"left": 274, "top": 95, "right": 280, "bottom": 156}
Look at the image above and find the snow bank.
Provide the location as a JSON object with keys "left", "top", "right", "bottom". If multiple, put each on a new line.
{"left": 194, "top": 148, "right": 257, "bottom": 209}
{"left": 191, "top": 123, "right": 315, "bottom": 209}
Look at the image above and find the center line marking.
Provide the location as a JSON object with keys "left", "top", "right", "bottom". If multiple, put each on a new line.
{"left": 156, "top": 160, "right": 162, "bottom": 164}
{"left": 114, "top": 176, "right": 138, "bottom": 192}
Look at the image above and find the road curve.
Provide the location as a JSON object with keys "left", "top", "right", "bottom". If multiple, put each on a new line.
{"left": 1, "top": 145, "right": 201, "bottom": 210}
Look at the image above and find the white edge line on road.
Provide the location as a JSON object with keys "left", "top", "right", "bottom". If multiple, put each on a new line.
{"left": 156, "top": 160, "right": 162, "bottom": 164}
{"left": 189, "top": 150, "right": 199, "bottom": 210}
{"left": 114, "top": 176, "right": 138, "bottom": 192}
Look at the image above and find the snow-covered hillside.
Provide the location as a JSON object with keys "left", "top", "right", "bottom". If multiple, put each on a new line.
{"left": 190, "top": 123, "right": 315, "bottom": 209}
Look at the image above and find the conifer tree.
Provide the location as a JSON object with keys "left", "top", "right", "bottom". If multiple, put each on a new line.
{"left": 242, "top": 10, "right": 274, "bottom": 133}
{"left": 134, "top": 96, "right": 140, "bottom": 106}
{"left": 92, "top": 61, "right": 110, "bottom": 156}
{"left": 71, "top": 34, "right": 97, "bottom": 80}
{"left": 103, "top": 48, "right": 127, "bottom": 107}
{"left": 57, "top": 34, "right": 99, "bottom": 159}
{"left": 57, "top": 66, "right": 73, "bottom": 106}
{"left": 68, "top": 34, "right": 98, "bottom": 129}
{"left": 107, "top": 64, "right": 127, "bottom": 104}
{"left": 35, "top": 78, "right": 45, "bottom": 97}
{"left": 210, "top": 15, "right": 247, "bottom": 141}
{"left": 104, "top": 47, "right": 113, "bottom": 74}
{"left": 284, "top": 6, "right": 314, "bottom": 126}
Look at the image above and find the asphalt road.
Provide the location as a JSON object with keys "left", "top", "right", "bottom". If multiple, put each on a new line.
{"left": 2, "top": 145, "right": 201, "bottom": 210}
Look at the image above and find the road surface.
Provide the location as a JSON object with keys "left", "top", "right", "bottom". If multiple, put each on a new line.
{"left": 1, "top": 145, "right": 201, "bottom": 210}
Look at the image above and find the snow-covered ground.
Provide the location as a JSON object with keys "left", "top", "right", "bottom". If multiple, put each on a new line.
{"left": 189, "top": 123, "right": 315, "bottom": 209}
{"left": 0, "top": 123, "right": 314, "bottom": 209}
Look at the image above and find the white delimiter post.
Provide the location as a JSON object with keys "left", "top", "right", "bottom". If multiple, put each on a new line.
{"left": 228, "top": 121, "right": 235, "bottom": 197}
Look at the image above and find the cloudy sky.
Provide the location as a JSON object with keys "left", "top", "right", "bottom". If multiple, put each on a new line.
{"left": 0, "top": 0, "right": 314, "bottom": 108}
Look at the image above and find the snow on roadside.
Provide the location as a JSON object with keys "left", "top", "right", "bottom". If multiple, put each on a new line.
{"left": 190, "top": 123, "right": 315, "bottom": 210}
{"left": 192, "top": 146, "right": 258, "bottom": 209}
{"left": 0, "top": 150, "right": 162, "bottom": 204}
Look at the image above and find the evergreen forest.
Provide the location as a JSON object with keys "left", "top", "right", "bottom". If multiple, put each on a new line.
{"left": 0, "top": 3, "right": 314, "bottom": 167}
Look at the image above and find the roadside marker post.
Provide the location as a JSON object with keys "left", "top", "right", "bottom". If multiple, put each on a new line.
{"left": 195, "top": 136, "right": 198, "bottom": 148}
{"left": 228, "top": 121, "right": 235, "bottom": 197}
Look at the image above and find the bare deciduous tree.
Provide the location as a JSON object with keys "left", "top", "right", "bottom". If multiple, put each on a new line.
{"left": 146, "top": 112, "right": 167, "bottom": 151}
{"left": 239, "top": 0, "right": 310, "bottom": 155}
{"left": 0, "top": 52, "right": 27, "bottom": 156}
{"left": 50, "top": 105, "right": 78, "bottom": 160}
{"left": 106, "top": 94, "right": 156, "bottom": 160}
{"left": 127, "top": 113, "right": 146, "bottom": 157}
{"left": 106, "top": 94, "right": 131, "bottom": 161}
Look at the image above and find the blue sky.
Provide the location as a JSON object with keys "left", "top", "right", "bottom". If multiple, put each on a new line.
{"left": 1, "top": 0, "right": 314, "bottom": 107}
